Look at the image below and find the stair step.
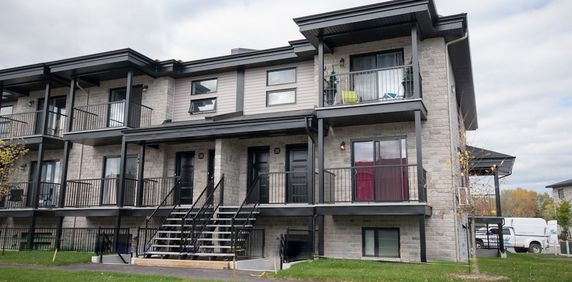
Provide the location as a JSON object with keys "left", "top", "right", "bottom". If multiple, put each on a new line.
{"left": 197, "top": 238, "right": 244, "bottom": 242}
{"left": 205, "top": 225, "right": 253, "bottom": 228}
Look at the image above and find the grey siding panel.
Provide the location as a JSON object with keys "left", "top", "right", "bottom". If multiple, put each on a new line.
{"left": 173, "top": 71, "right": 237, "bottom": 122}
{"left": 244, "top": 60, "right": 317, "bottom": 115}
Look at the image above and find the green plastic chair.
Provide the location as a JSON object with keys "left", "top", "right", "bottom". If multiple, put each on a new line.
{"left": 342, "top": 90, "right": 359, "bottom": 104}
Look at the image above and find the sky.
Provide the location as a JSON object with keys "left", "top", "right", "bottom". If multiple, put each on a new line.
{"left": 0, "top": 0, "right": 570, "bottom": 193}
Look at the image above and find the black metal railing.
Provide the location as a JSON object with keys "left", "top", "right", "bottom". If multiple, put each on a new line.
{"left": 0, "top": 227, "right": 130, "bottom": 253}
{"left": 0, "top": 182, "right": 60, "bottom": 209}
{"left": 323, "top": 164, "right": 422, "bottom": 203}
{"left": 140, "top": 177, "right": 180, "bottom": 207}
{"left": 142, "top": 178, "right": 182, "bottom": 254}
{"left": 64, "top": 177, "right": 137, "bottom": 207}
{"left": 0, "top": 110, "right": 67, "bottom": 138}
{"left": 251, "top": 171, "right": 312, "bottom": 205}
{"left": 279, "top": 229, "right": 313, "bottom": 265}
{"left": 231, "top": 175, "right": 261, "bottom": 257}
{"left": 180, "top": 176, "right": 224, "bottom": 253}
{"left": 72, "top": 101, "right": 152, "bottom": 131}
{"left": 323, "top": 65, "right": 422, "bottom": 107}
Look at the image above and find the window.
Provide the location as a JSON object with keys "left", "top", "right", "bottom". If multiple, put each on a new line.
{"left": 189, "top": 98, "right": 216, "bottom": 114}
{"left": 362, "top": 228, "right": 400, "bottom": 258}
{"left": 191, "top": 78, "right": 217, "bottom": 95}
{"left": 102, "top": 156, "right": 137, "bottom": 205}
{"left": 352, "top": 138, "right": 408, "bottom": 201}
{"left": 267, "top": 68, "right": 296, "bottom": 86}
{"left": 559, "top": 189, "right": 565, "bottom": 199}
{"left": 350, "top": 49, "right": 407, "bottom": 101}
{"left": 267, "top": 89, "right": 296, "bottom": 106}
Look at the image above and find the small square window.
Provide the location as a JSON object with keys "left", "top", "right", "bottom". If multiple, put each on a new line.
{"left": 189, "top": 98, "right": 216, "bottom": 114}
{"left": 558, "top": 189, "right": 565, "bottom": 199}
{"left": 267, "top": 89, "right": 296, "bottom": 106}
{"left": 267, "top": 68, "right": 296, "bottom": 86}
{"left": 191, "top": 78, "right": 217, "bottom": 95}
{"left": 362, "top": 228, "right": 400, "bottom": 258}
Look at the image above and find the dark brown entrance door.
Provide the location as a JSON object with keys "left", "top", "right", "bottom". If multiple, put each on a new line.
{"left": 286, "top": 145, "right": 308, "bottom": 203}
{"left": 247, "top": 147, "right": 269, "bottom": 204}
{"left": 176, "top": 152, "right": 195, "bottom": 205}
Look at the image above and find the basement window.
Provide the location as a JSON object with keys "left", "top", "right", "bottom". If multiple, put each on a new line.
{"left": 362, "top": 228, "right": 400, "bottom": 258}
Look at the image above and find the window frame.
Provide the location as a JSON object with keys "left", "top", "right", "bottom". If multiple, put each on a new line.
{"left": 362, "top": 227, "right": 400, "bottom": 258}
{"left": 349, "top": 48, "right": 405, "bottom": 72}
{"left": 189, "top": 97, "right": 217, "bottom": 115}
{"left": 266, "top": 67, "right": 297, "bottom": 86}
{"left": 558, "top": 189, "right": 565, "bottom": 199}
{"left": 191, "top": 78, "right": 218, "bottom": 96}
{"left": 266, "top": 88, "right": 297, "bottom": 107}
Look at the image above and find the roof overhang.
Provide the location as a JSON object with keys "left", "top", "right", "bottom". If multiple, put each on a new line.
{"left": 123, "top": 110, "right": 315, "bottom": 143}
{"left": 546, "top": 178, "right": 572, "bottom": 189}
{"left": 467, "top": 146, "right": 516, "bottom": 176}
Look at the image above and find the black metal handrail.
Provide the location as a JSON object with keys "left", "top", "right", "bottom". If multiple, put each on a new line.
{"left": 323, "top": 64, "right": 421, "bottom": 107}
{"left": 180, "top": 176, "right": 224, "bottom": 254}
{"left": 142, "top": 177, "right": 181, "bottom": 253}
{"left": 72, "top": 100, "right": 153, "bottom": 131}
{"left": 0, "top": 110, "right": 67, "bottom": 138}
{"left": 65, "top": 177, "right": 138, "bottom": 207}
{"left": 324, "top": 163, "right": 420, "bottom": 203}
{"left": 230, "top": 175, "right": 261, "bottom": 257}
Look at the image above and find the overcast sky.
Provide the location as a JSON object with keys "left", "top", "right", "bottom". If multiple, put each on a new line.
{"left": 0, "top": 0, "right": 570, "bottom": 193}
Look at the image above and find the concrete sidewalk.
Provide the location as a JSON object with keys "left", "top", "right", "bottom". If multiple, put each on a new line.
{"left": 0, "top": 263, "right": 301, "bottom": 282}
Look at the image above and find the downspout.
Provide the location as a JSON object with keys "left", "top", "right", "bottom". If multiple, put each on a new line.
{"left": 445, "top": 32, "right": 468, "bottom": 262}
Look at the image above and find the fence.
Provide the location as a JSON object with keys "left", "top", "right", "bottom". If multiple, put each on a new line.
{"left": 0, "top": 227, "right": 131, "bottom": 254}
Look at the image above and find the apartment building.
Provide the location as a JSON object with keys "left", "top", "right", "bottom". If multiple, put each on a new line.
{"left": 0, "top": 0, "right": 478, "bottom": 264}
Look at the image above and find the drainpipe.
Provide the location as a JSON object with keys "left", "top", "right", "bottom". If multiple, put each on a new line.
{"left": 445, "top": 32, "right": 468, "bottom": 262}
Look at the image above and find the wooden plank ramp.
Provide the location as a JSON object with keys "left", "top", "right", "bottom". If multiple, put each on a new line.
{"left": 132, "top": 258, "right": 233, "bottom": 270}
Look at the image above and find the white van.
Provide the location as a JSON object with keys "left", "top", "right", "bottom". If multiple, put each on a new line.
{"left": 475, "top": 217, "right": 549, "bottom": 253}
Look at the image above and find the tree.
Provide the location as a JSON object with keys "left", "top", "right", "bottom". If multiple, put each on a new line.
{"left": 500, "top": 188, "right": 537, "bottom": 217}
{"left": 0, "top": 140, "right": 29, "bottom": 197}
{"left": 556, "top": 200, "right": 572, "bottom": 240}
{"left": 536, "top": 193, "right": 556, "bottom": 221}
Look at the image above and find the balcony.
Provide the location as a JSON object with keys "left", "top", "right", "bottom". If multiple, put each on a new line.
{"left": 317, "top": 65, "right": 425, "bottom": 127}
{"left": 72, "top": 101, "right": 152, "bottom": 132}
{"left": 64, "top": 176, "right": 178, "bottom": 208}
{"left": 0, "top": 111, "right": 67, "bottom": 147}
{"left": 0, "top": 182, "right": 61, "bottom": 209}
{"left": 324, "top": 164, "right": 425, "bottom": 203}
{"left": 243, "top": 164, "right": 428, "bottom": 216}
{"left": 323, "top": 65, "right": 421, "bottom": 107}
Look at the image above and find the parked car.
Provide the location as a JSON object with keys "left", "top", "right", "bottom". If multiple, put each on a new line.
{"left": 475, "top": 217, "right": 548, "bottom": 253}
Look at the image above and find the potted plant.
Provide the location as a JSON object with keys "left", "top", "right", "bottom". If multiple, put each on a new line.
{"left": 402, "top": 61, "right": 414, "bottom": 98}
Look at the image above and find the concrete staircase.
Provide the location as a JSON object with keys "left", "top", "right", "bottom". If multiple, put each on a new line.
{"left": 144, "top": 206, "right": 259, "bottom": 260}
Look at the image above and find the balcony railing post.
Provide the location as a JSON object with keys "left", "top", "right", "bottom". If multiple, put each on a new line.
{"left": 414, "top": 110, "right": 425, "bottom": 202}
{"left": 318, "top": 39, "right": 325, "bottom": 107}
{"left": 124, "top": 70, "right": 133, "bottom": 128}
{"left": 136, "top": 143, "right": 145, "bottom": 207}
{"left": 411, "top": 23, "right": 421, "bottom": 99}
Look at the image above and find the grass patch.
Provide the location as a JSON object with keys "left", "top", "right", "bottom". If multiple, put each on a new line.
{"left": 0, "top": 268, "right": 204, "bottom": 282}
{"left": 0, "top": 251, "right": 92, "bottom": 266}
{"left": 273, "top": 259, "right": 467, "bottom": 281}
{"left": 274, "top": 253, "right": 572, "bottom": 281}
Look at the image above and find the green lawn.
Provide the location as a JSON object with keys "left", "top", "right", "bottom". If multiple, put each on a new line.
{"left": 0, "top": 251, "right": 92, "bottom": 266}
{"left": 0, "top": 268, "right": 197, "bottom": 282}
{"left": 274, "top": 253, "right": 572, "bottom": 281}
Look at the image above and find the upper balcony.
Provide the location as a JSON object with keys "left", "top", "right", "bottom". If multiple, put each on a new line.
{"left": 73, "top": 101, "right": 152, "bottom": 132}
{"left": 323, "top": 64, "right": 421, "bottom": 107}
{"left": 0, "top": 110, "right": 67, "bottom": 150}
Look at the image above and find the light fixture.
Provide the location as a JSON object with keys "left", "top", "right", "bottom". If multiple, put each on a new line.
{"left": 339, "top": 58, "right": 345, "bottom": 68}
{"left": 142, "top": 85, "right": 149, "bottom": 92}
{"left": 27, "top": 100, "right": 34, "bottom": 107}
{"left": 198, "top": 153, "right": 204, "bottom": 159}
{"left": 273, "top": 148, "right": 281, "bottom": 154}
{"left": 340, "top": 141, "right": 346, "bottom": 151}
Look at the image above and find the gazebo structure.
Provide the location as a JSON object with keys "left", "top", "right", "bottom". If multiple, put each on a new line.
{"left": 467, "top": 146, "right": 516, "bottom": 255}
